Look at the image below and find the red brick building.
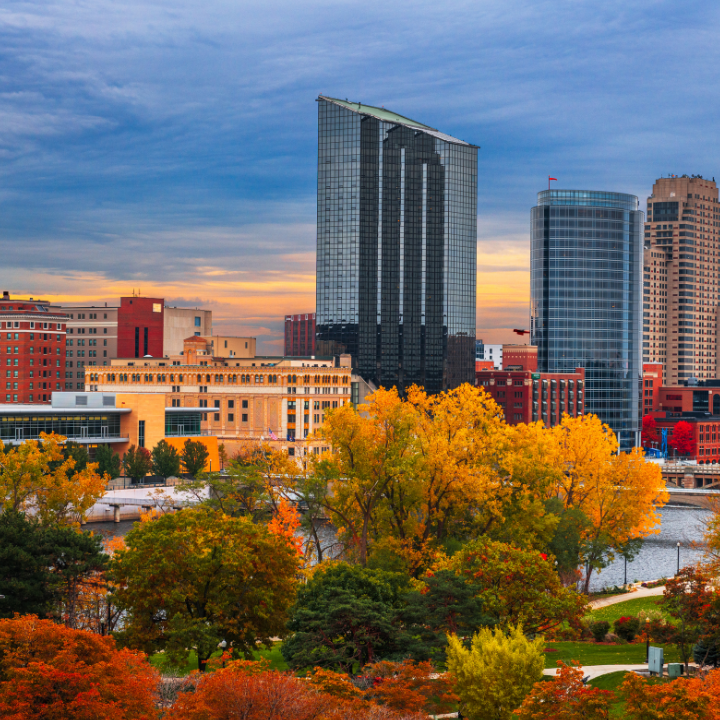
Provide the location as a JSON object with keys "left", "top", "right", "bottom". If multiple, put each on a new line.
{"left": 653, "top": 412, "right": 720, "bottom": 464}
{"left": 642, "top": 363, "right": 664, "bottom": 415}
{"left": 502, "top": 344, "right": 538, "bottom": 371}
{"left": 0, "top": 292, "right": 68, "bottom": 404}
{"left": 117, "top": 296, "right": 164, "bottom": 359}
{"left": 284, "top": 314, "right": 316, "bottom": 357}
{"left": 476, "top": 346, "right": 585, "bottom": 427}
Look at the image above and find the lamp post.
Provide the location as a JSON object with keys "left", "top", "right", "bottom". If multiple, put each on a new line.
{"left": 677, "top": 542, "right": 681, "bottom": 575}
{"left": 624, "top": 556, "right": 628, "bottom": 587}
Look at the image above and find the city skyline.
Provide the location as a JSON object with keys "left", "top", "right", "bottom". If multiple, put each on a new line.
{"left": 3, "top": 2, "right": 720, "bottom": 353}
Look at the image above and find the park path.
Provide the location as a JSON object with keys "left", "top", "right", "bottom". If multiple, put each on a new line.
{"left": 543, "top": 663, "right": 648, "bottom": 681}
{"left": 589, "top": 585, "right": 664, "bottom": 609}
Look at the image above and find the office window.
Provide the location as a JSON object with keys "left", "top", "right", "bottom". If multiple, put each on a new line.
{"left": 139, "top": 420, "right": 145, "bottom": 448}
{"left": 242, "top": 413, "right": 248, "bottom": 422}
{"left": 228, "top": 400, "right": 234, "bottom": 408}
{"left": 194, "top": 317, "right": 201, "bottom": 327}
{"left": 242, "top": 399, "right": 248, "bottom": 409}
{"left": 228, "top": 413, "right": 234, "bottom": 422}
{"left": 214, "top": 413, "right": 220, "bottom": 422}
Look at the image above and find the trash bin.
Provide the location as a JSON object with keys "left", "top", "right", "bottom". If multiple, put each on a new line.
{"left": 667, "top": 663, "right": 683, "bottom": 678}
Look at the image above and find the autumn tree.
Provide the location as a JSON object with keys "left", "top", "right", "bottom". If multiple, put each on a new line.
{"left": 620, "top": 669, "right": 720, "bottom": 719}
{"left": 111, "top": 506, "right": 298, "bottom": 671}
{"left": 537, "top": 414, "right": 667, "bottom": 592}
{"left": 122, "top": 444, "right": 152, "bottom": 483}
{"left": 443, "top": 536, "right": 587, "bottom": 635}
{"left": 282, "top": 563, "right": 409, "bottom": 672}
{"left": 151, "top": 439, "right": 181, "bottom": 480}
{"left": 0, "top": 614, "right": 159, "bottom": 720}
{"left": 0, "top": 433, "right": 106, "bottom": 525}
{"left": 641, "top": 415, "right": 660, "bottom": 448}
{"left": 165, "top": 661, "right": 426, "bottom": 720}
{"left": 312, "top": 388, "right": 418, "bottom": 566}
{"left": 517, "top": 661, "right": 613, "bottom": 720}
{"left": 181, "top": 438, "right": 210, "bottom": 477}
{"left": 661, "top": 566, "right": 714, "bottom": 671}
{"left": 447, "top": 624, "right": 545, "bottom": 720}
{"left": 362, "top": 659, "right": 457, "bottom": 716}
{"left": 669, "top": 420, "right": 696, "bottom": 457}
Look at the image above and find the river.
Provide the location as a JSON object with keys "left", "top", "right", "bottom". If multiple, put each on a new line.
{"left": 588, "top": 505, "right": 711, "bottom": 591}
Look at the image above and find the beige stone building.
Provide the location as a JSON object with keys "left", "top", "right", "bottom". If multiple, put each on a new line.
{"left": 644, "top": 176, "right": 720, "bottom": 384}
{"left": 85, "top": 352, "right": 354, "bottom": 457}
{"left": 163, "top": 306, "right": 213, "bottom": 356}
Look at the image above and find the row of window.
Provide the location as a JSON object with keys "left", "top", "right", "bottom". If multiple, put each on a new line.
{"left": 1, "top": 322, "right": 62, "bottom": 331}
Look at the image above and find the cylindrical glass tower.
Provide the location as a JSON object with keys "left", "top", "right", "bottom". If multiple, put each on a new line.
{"left": 530, "top": 190, "right": 643, "bottom": 448}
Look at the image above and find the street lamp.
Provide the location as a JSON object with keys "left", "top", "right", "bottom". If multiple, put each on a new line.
{"left": 677, "top": 542, "right": 681, "bottom": 575}
{"left": 624, "top": 556, "right": 628, "bottom": 587}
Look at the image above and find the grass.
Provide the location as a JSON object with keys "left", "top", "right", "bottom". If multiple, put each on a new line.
{"left": 586, "top": 596, "right": 671, "bottom": 626}
{"left": 150, "top": 642, "right": 288, "bottom": 675}
{"left": 543, "top": 641, "right": 679, "bottom": 669}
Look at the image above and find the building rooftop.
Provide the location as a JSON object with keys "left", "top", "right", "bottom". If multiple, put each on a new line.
{"left": 318, "top": 96, "right": 477, "bottom": 147}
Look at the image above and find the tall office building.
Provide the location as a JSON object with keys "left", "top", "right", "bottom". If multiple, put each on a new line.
{"left": 315, "top": 96, "right": 478, "bottom": 394}
{"left": 530, "top": 190, "right": 643, "bottom": 447}
{"left": 643, "top": 176, "right": 719, "bottom": 384}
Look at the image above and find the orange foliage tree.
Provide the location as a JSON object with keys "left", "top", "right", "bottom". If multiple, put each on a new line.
{"left": 516, "top": 662, "right": 612, "bottom": 719}
{"left": 518, "top": 663, "right": 720, "bottom": 720}
{"left": 165, "top": 662, "right": 426, "bottom": 720}
{"left": 362, "top": 659, "right": 458, "bottom": 715}
{"left": 0, "top": 614, "right": 158, "bottom": 720}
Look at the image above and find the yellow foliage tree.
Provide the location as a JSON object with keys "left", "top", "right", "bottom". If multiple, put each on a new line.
{"left": 446, "top": 624, "right": 545, "bottom": 720}
{"left": 0, "top": 433, "right": 106, "bottom": 526}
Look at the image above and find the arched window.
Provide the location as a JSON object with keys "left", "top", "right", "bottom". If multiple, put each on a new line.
{"left": 170, "top": 374, "right": 174, "bottom": 382}
{"left": 232, "top": 374, "right": 237, "bottom": 383}
{"left": 179, "top": 374, "right": 184, "bottom": 382}
{"left": 197, "top": 374, "right": 202, "bottom": 382}
{"left": 206, "top": 374, "right": 211, "bottom": 383}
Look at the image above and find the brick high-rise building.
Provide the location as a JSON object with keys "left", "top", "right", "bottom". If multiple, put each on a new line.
{"left": 117, "top": 296, "right": 165, "bottom": 359}
{"left": 285, "top": 314, "right": 316, "bottom": 357}
{"left": 0, "top": 292, "right": 68, "bottom": 404}
{"left": 643, "top": 176, "right": 720, "bottom": 384}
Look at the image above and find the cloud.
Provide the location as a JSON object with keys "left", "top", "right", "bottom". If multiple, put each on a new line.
{"left": 3, "top": 0, "right": 720, "bottom": 350}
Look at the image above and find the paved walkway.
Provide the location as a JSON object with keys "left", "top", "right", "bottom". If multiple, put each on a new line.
{"left": 589, "top": 585, "right": 664, "bottom": 609}
{"left": 543, "top": 663, "right": 647, "bottom": 681}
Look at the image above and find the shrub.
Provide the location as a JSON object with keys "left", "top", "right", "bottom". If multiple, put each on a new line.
{"left": 614, "top": 615, "right": 640, "bottom": 642}
{"left": 588, "top": 620, "right": 610, "bottom": 643}
{"left": 446, "top": 624, "right": 544, "bottom": 720}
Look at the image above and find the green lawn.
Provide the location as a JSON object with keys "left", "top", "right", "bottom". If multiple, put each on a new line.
{"left": 587, "top": 596, "right": 670, "bottom": 626}
{"left": 150, "top": 642, "right": 288, "bottom": 675}
{"left": 543, "top": 641, "right": 679, "bottom": 669}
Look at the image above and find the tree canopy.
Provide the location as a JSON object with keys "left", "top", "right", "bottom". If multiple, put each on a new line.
{"left": 111, "top": 507, "right": 299, "bottom": 671}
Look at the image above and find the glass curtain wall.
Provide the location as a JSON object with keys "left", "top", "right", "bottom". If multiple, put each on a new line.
{"left": 316, "top": 97, "right": 478, "bottom": 394}
{"left": 530, "top": 190, "right": 642, "bottom": 448}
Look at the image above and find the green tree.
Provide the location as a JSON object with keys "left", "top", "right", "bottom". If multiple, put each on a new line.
{"left": 181, "top": 438, "right": 210, "bottom": 478}
{"left": 151, "top": 439, "right": 181, "bottom": 480}
{"left": 111, "top": 507, "right": 298, "bottom": 671}
{"left": 96, "top": 444, "right": 122, "bottom": 479}
{"left": 282, "top": 563, "right": 410, "bottom": 672}
{"left": 63, "top": 441, "right": 89, "bottom": 472}
{"left": 446, "top": 624, "right": 545, "bottom": 720}
{"left": 401, "top": 569, "right": 493, "bottom": 663}
{"left": 0, "top": 510, "right": 107, "bottom": 621}
{"left": 122, "top": 445, "right": 152, "bottom": 483}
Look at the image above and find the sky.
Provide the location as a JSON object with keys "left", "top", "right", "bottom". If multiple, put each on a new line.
{"left": 2, "top": 1, "right": 720, "bottom": 353}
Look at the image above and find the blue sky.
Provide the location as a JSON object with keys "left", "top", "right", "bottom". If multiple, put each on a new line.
{"left": 2, "top": 0, "right": 720, "bottom": 351}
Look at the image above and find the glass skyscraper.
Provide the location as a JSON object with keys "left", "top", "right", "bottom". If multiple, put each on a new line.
{"left": 530, "top": 190, "right": 643, "bottom": 447}
{"left": 316, "top": 96, "right": 478, "bottom": 394}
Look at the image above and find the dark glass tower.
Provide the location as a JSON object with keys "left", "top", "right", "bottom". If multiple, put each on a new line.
{"left": 530, "top": 190, "right": 643, "bottom": 448}
{"left": 316, "top": 96, "right": 478, "bottom": 394}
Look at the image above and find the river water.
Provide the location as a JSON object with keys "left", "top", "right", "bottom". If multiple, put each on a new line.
{"left": 588, "top": 505, "right": 711, "bottom": 591}
{"left": 89, "top": 506, "right": 712, "bottom": 592}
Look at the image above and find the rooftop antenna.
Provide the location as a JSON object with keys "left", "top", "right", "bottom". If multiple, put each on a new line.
{"left": 548, "top": 176, "right": 558, "bottom": 190}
